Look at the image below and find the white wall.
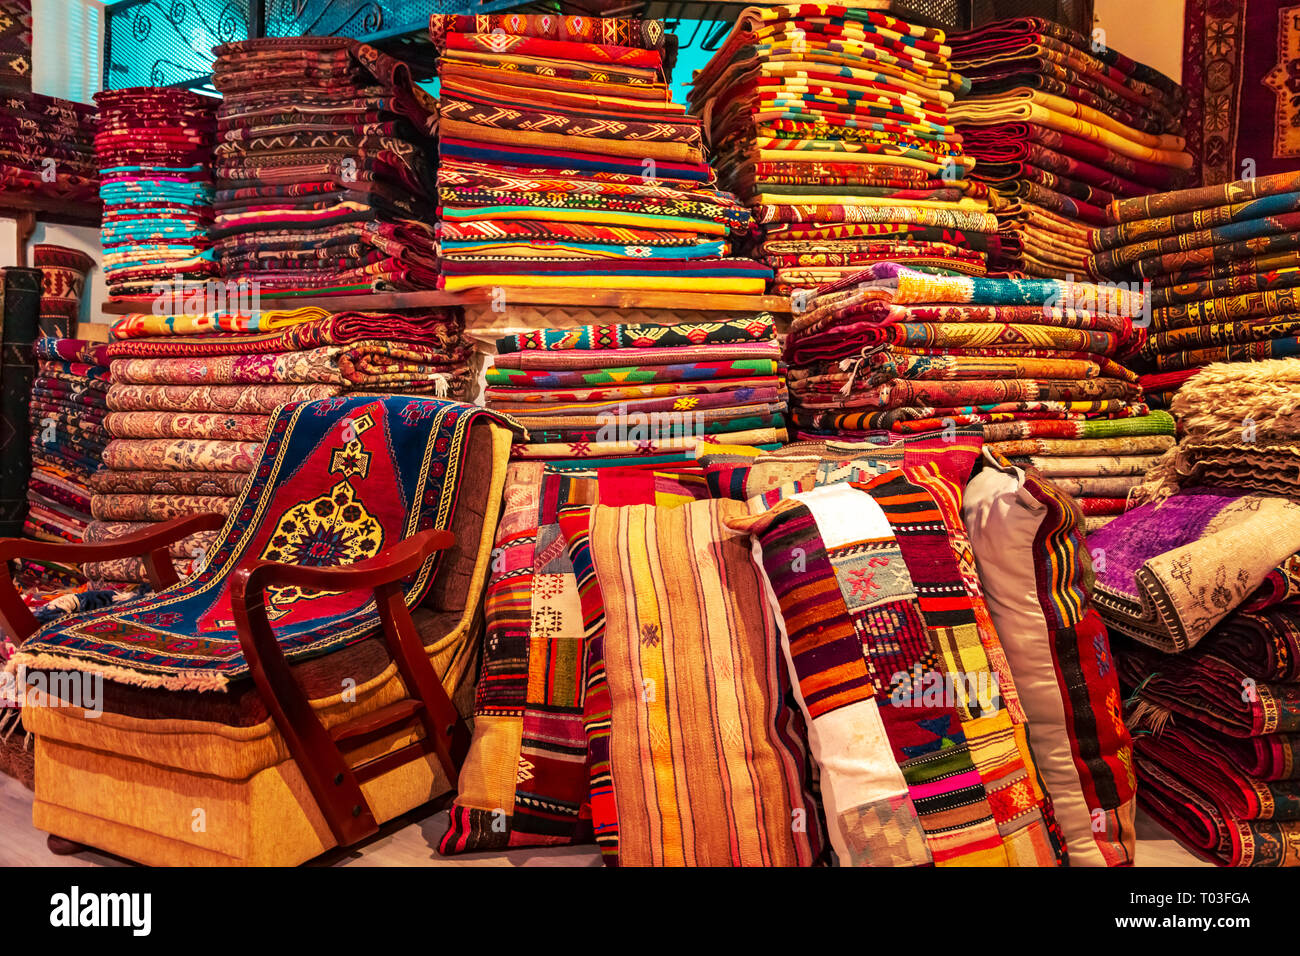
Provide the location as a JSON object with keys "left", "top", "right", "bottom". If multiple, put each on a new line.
{"left": 31, "top": 0, "right": 106, "bottom": 104}
{"left": 1093, "top": 0, "right": 1186, "bottom": 85}
{"left": 0, "top": 219, "right": 107, "bottom": 330}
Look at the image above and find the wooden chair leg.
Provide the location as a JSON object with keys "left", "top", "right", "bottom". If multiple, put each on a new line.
{"left": 47, "top": 834, "right": 86, "bottom": 856}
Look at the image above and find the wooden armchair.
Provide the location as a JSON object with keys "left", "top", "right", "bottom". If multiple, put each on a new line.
{"left": 4, "top": 396, "right": 513, "bottom": 866}
{"left": 0, "top": 515, "right": 472, "bottom": 854}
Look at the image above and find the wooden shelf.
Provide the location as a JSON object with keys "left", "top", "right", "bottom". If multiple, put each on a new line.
{"left": 0, "top": 192, "right": 100, "bottom": 228}
{"left": 0, "top": 191, "right": 101, "bottom": 253}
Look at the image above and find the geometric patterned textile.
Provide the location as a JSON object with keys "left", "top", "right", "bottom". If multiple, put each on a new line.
{"left": 11, "top": 396, "right": 507, "bottom": 690}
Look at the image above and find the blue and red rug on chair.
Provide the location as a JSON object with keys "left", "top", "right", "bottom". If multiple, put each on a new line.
{"left": 9, "top": 394, "right": 508, "bottom": 691}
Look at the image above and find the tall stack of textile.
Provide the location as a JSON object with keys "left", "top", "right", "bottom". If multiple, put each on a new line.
{"left": 690, "top": 4, "right": 996, "bottom": 295}
{"left": 784, "top": 261, "right": 1174, "bottom": 527}
{"left": 1090, "top": 170, "right": 1300, "bottom": 409}
{"left": 482, "top": 314, "right": 787, "bottom": 466}
{"left": 1092, "top": 361, "right": 1300, "bottom": 864}
{"left": 982, "top": 410, "right": 1175, "bottom": 533}
{"left": 88, "top": 307, "right": 473, "bottom": 584}
{"left": 0, "top": 90, "right": 97, "bottom": 207}
{"left": 948, "top": 18, "right": 1190, "bottom": 278}
{"left": 428, "top": 13, "right": 767, "bottom": 294}
{"left": 209, "top": 38, "right": 439, "bottom": 298}
{"left": 18, "top": 338, "right": 110, "bottom": 594}
{"left": 93, "top": 88, "right": 217, "bottom": 307}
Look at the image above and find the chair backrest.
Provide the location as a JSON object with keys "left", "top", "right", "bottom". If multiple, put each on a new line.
{"left": 17, "top": 395, "right": 510, "bottom": 690}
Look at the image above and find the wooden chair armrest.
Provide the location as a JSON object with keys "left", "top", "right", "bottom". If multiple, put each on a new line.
{"left": 229, "top": 528, "right": 456, "bottom": 845}
{"left": 0, "top": 512, "right": 228, "bottom": 643}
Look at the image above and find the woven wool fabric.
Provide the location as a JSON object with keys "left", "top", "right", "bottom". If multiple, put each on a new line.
{"left": 578, "top": 496, "right": 821, "bottom": 866}
{"left": 94, "top": 88, "right": 217, "bottom": 303}
{"left": 730, "top": 470, "right": 1063, "bottom": 866}
{"left": 785, "top": 261, "right": 1151, "bottom": 459}
{"left": 105, "top": 310, "right": 464, "bottom": 359}
{"left": 1115, "top": 552, "right": 1300, "bottom": 870}
{"left": 1127, "top": 722, "right": 1300, "bottom": 865}
{"left": 110, "top": 340, "right": 468, "bottom": 396}
{"left": 0, "top": 89, "right": 98, "bottom": 205}
{"left": 109, "top": 306, "right": 328, "bottom": 339}
{"left": 690, "top": 4, "right": 988, "bottom": 292}
{"left": 986, "top": 434, "right": 1174, "bottom": 458}
{"left": 1007, "top": 453, "right": 1163, "bottom": 477}
{"left": 1090, "top": 488, "right": 1300, "bottom": 653}
{"left": 89, "top": 493, "right": 236, "bottom": 523}
{"left": 981, "top": 409, "right": 1175, "bottom": 443}
{"left": 487, "top": 316, "right": 776, "bottom": 354}
{"left": 483, "top": 314, "right": 790, "bottom": 464}
{"left": 12, "top": 395, "right": 506, "bottom": 690}
{"left": 20, "top": 332, "right": 107, "bottom": 596}
{"left": 104, "top": 411, "right": 270, "bottom": 442}
{"left": 89, "top": 469, "right": 248, "bottom": 497}
{"left": 106, "top": 382, "right": 339, "bottom": 414}
{"left": 948, "top": 18, "right": 1186, "bottom": 277}
{"left": 100, "top": 438, "right": 259, "bottom": 473}
{"left": 209, "top": 37, "right": 440, "bottom": 296}
{"left": 0, "top": 0, "right": 30, "bottom": 92}
{"left": 1183, "top": 0, "right": 1300, "bottom": 187}
{"left": 439, "top": 464, "right": 598, "bottom": 854}
{"left": 432, "top": 16, "right": 771, "bottom": 293}
{"left": 491, "top": 342, "right": 779, "bottom": 371}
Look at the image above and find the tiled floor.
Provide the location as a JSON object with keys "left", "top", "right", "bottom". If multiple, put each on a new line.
{"left": 0, "top": 773, "right": 1209, "bottom": 867}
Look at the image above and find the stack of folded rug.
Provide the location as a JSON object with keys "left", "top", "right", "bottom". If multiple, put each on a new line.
{"left": 87, "top": 306, "right": 473, "bottom": 583}
{"left": 1131, "top": 359, "right": 1300, "bottom": 508}
{"left": 209, "top": 37, "right": 440, "bottom": 298}
{"left": 18, "top": 337, "right": 110, "bottom": 593}
{"left": 94, "top": 87, "right": 217, "bottom": 306}
{"left": 483, "top": 314, "right": 787, "bottom": 466}
{"left": 1090, "top": 170, "right": 1300, "bottom": 408}
{"left": 785, "top": 262, "right": 1151, "bottom": 471}
{"left": 949, "top": 18, "right": 1190, "bottom": 278}
{"left": 1091, "top": 487, "right": 1300, "bottom": 865}
{"left": 429, "top": 13, "right": 767, "bottom": 294}
{"left": 691, "top": 4, "right": 995, "bottom": 294}
{"left": 983, "top": 410, "right": 1175, "bottom": 533}
{"left": 0, "top": 89, "right": 98, "bottom": 206}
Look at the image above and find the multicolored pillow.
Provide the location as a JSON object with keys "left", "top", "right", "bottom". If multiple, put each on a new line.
{"left": 441, "top": 461, "right": 598, "bottom": 853}
{"left": 565, "top": 497, "right": 823, "bottom": 866}
{"left": 963, "top": 450, "right": 1138, "bottom": 866}
{"left": 728, "top": 467, "right": 1066, "bottom": 867}
{"left": 440, "top": 465, "right": 703, "bottom": 854}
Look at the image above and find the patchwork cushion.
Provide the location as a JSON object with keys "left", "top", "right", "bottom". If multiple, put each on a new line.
{"left": 439, "top": 464, "right": 720, "bottom": 854}
{"left": 963, "top": 450, "right": 1138, "bottom": 866}
{"left": 440, "top": 464, "right": 600, "bottom": 852}
{"left": 729, "top": 467, "right": 1066, "bottom": 866}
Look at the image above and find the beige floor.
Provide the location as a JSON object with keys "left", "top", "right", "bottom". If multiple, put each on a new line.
{"left": 0, "top": 773, "right": 1209, "bottom": 867}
